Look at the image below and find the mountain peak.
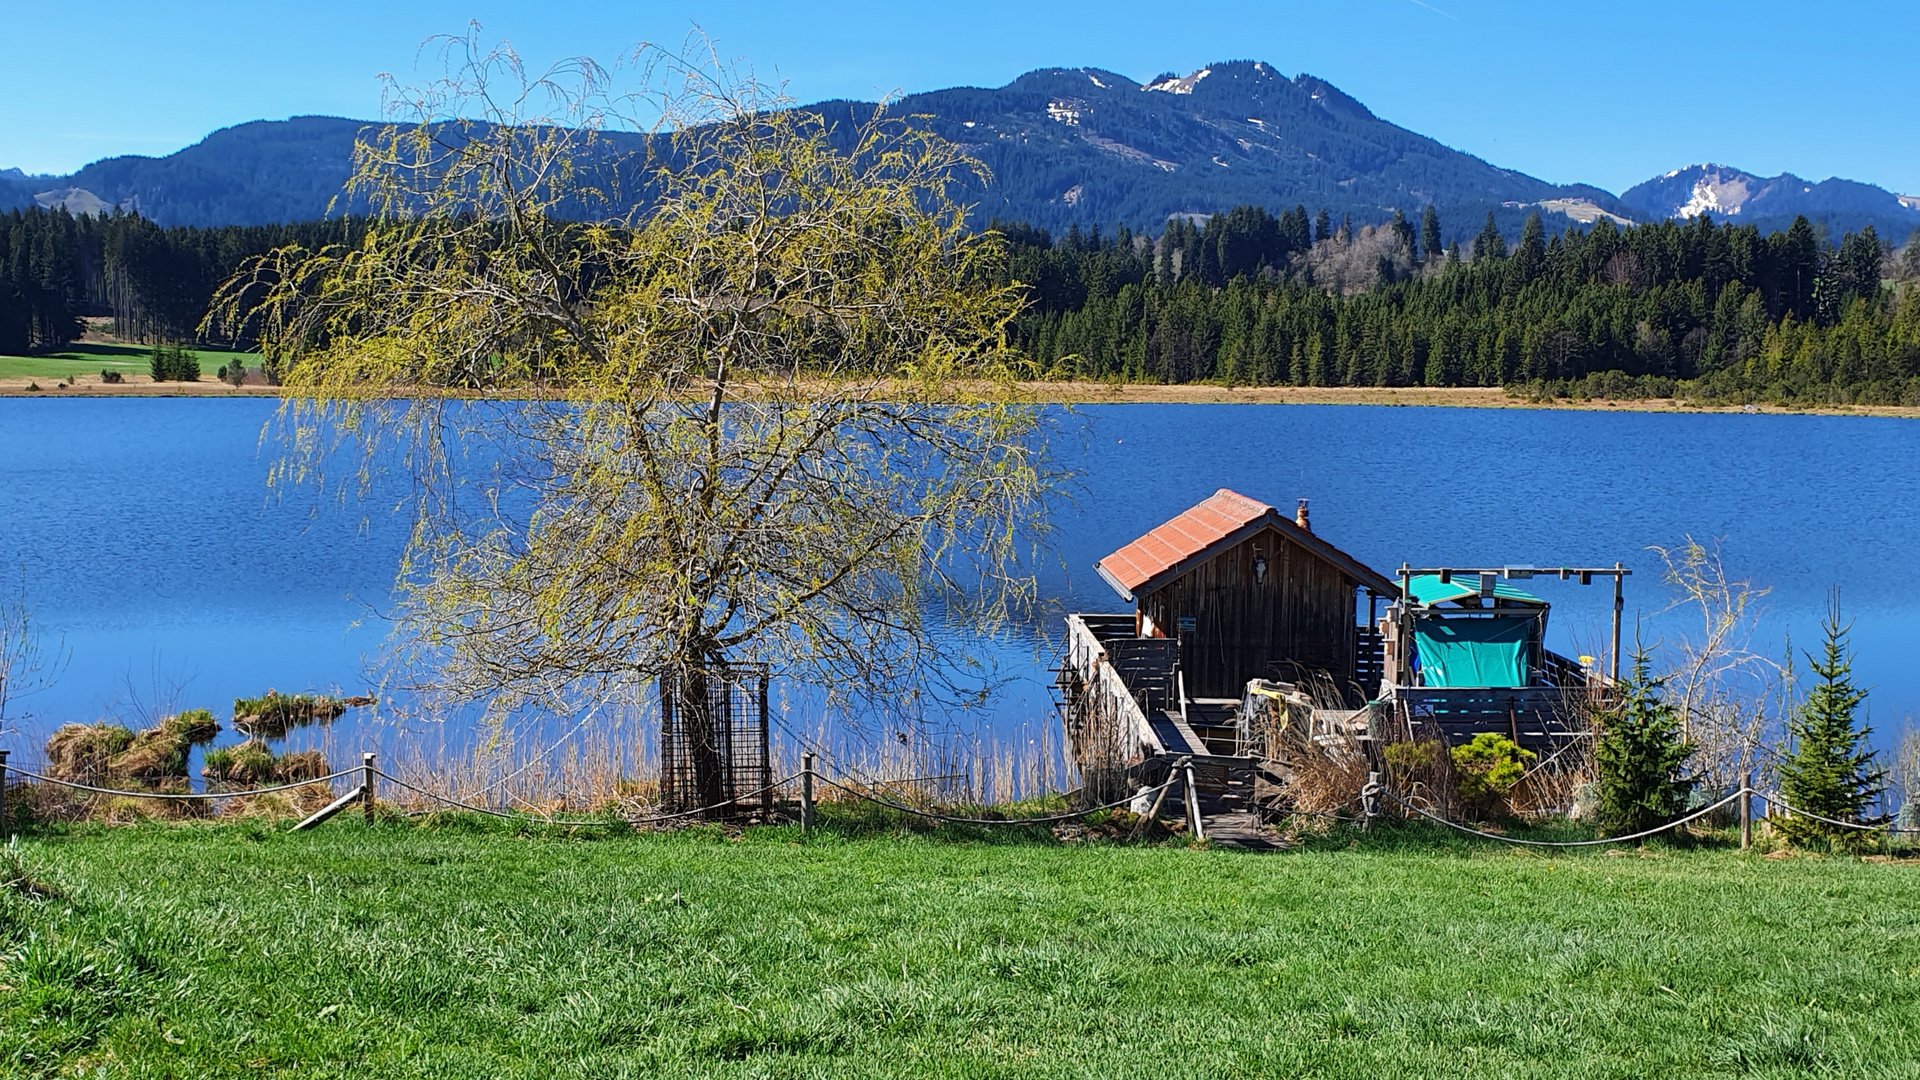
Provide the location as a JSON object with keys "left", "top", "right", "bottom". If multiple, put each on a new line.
{"left": 1621, "top": 163, "right": 1919, "bottom": 230}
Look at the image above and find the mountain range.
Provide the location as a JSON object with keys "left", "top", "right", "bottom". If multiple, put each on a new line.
{"left": 6, "top": 61, "right": 1917, "bottom": 242}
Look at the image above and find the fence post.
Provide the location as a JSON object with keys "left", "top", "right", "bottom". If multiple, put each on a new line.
{"left": 362, "top": 753, "right": 376, "bottom": 825}
{"left": 1740, "top": 773, "right": 1752, "bottom": 851}
{"left": 1364, "top": 771, "right": 1381, "bottom": 832}
{"left": 1182, "top": 760, "right": 1206, "bottom": 842}
{"left": 801, "top": 752, "right": 815, "bottom": 834}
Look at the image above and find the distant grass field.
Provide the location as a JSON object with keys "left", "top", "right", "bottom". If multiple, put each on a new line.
{"left": 0, "top": 342, "right": 259, "bottom": 381}
{"left": 3, "top": 813, "right": 1917, "bottom": 1078}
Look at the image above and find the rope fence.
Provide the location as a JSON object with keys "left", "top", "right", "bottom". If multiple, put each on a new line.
{"left": 814, "top": 772, "right": 1177, "bottom": 826}
{"left": 3, "top": 765, "right": 360, "bottom": 800}
{"left": 3, "top": 746, "right": 1913, "bottom": 845}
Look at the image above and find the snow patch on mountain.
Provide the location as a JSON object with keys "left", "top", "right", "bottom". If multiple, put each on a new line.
{"left": 33, "top": 187, "right": 115, "bottom": 215}
{"left": 1676, "top": 170, "right": 1755, "bottom": 217}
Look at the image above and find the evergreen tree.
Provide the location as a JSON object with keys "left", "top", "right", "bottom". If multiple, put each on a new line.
{"left": 1834, "top": 225, "right": 1883, "bottom": 308}
{"left": 1777, "top": 593, "right": 1886, "bottom": 849}
{"left": 1471, "top": 212, "right": 1507, "bottom": 261}
{"left": 1314, "top": 208, "right": 1332, "bottom": 244}
{"left": 1282, "top": 205, "right": 1312, "bottom": 253}
{"left": 1594, "top": 649, "right": 1696, "bottom": 836}
{"left": 1419, "top": 205, "right": 1442, "bottom": 266}
{"left": 1390, "top": 208, "right": 1416, "bottom": 261}
{"left": 1512, "top": 212, "right": 1547, "bottom": 282}
{"left": 1772, "top": 215, "right": 1821, "bottom": 320}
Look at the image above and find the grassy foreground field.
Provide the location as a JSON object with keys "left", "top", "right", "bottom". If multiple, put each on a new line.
{"left": 3, "top": 816, "right": 1917, "bottom": 1079}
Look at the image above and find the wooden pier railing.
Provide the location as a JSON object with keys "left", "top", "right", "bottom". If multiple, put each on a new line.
{"left": 1058, "top": 614, "right": 1177, "bottom": 802}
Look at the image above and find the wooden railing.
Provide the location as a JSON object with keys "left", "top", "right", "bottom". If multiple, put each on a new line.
{"left": 1060, "top": 614, "right": 1176, "bottom": 799}
{"left": 1354, "top": 628, "right": 1386, "bottom": 698}
{"left": 1389, "top": 685, "right": 1588, "bottom": 750}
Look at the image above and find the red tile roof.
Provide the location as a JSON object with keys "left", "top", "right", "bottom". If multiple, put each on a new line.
{"left": 1094, "top": 488, "right": 1402, "bottom": 601}
{"left": 1097, "top": 488, "right": 1275, "bottom": 594}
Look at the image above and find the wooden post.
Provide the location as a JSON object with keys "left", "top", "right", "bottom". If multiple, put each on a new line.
{"left": 1365, "top": 770, "right": 1381, "bottom": 832}
{"left": 361, "top": 753, "right": 376, "bottom": 824}
{"left": 801, "top": 752, "right": 815, "bottom": 833}
{"left": 757, "top": 673, "right": 772, "bottom": 818}
{"left": 1398, "top": 564, "right": 1413, "bottom": 686}
{"left": 1740, "top": 772, "right": 1752, "bottom": 850}
{"left": 1183, "top": 761, "right": 1206, "bottom": 842}
{"left": 1610, "top": 564, "right": 1624, "bottom": 683}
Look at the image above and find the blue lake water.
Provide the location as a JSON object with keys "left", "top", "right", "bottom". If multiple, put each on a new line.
{"left": 2, "top": 398, "right": 1917, "bottom": 764}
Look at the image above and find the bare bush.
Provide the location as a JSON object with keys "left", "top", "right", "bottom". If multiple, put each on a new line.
{"left": 1892, "top": 720, "right": 1919, "bottom": 827}
{"left": 1649, "top": 537, "right": 1789, "bottom": 791}
{"left": 1295, "top": 225, "right": 1415, "bottom": 296}
{"left": 0, "top": 575, "right": 66, "bottom": 744}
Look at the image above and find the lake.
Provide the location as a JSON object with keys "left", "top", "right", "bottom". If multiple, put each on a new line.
{"left": 2, "top": 398, "right": 1917, "bottom": 768}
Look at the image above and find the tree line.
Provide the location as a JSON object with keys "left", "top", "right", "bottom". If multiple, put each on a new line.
{"left": 8, "top": 200, "right": 1920, "bottom": 405}
{"left": 0, "top": 207, "right": 363, "bottom": 355}
{"left": 1000, "top": 206, "right": 1920, "bottom": 405}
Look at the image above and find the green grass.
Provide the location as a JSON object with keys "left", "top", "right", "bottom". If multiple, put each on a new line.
{"left": 0, "top": 342, "right": 259, "bottom": 380}
{"left": 3, "top": 814, "right": 1918, "bottom": 1078}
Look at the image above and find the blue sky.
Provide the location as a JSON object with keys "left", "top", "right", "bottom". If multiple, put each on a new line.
{"left": 7, "top": 0, "right": 1917, "bottom": 196}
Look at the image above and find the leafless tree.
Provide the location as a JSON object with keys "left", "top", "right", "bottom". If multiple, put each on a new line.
{"left": 1649, "top": 537, "right": 1789, "bottom": 790}
{"left": 0, "top": 575, "right": 67, "bottom": 745}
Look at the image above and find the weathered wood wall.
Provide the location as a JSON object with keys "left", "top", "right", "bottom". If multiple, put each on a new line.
{"left": 1140, "top": 526, "right": 1358, "bottom": 700}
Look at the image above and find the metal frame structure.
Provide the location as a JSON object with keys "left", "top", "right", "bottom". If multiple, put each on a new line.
{"left": 658, "top": 663, "right": 772, "bottom": 818}
{"left": 1394, "top": 563, "right": 1630, "bottom": 682}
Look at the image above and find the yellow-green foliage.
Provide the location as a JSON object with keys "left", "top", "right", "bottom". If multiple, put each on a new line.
{"left": 1450, "top": 733, "right": 1535, "bottom": 818}
{"left": 203, "top": 42, "right": 1053, "bottom": 749}
{"left": 1383, "top": 739, "right": 1446, "bottom": 776}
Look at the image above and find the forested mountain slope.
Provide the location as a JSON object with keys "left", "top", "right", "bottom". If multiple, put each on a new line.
{"left": 10, "top": 61, "right": 1916, "bottom": 244}
{"left": 0, "top": 62, "right": 1628, "bottom": 238}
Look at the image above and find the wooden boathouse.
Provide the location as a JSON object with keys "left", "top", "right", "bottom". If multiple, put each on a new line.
{"left": 1091, "top": 489, "right": 1401, "bottom": 701}
{"left": 1056, "top": 488, "right": 1624, "bottom": 838}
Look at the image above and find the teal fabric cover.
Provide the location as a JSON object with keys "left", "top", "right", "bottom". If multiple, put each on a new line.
{"left": 1404, "top": 574, "right": 1546, "bottom": 607}
{"left": 1412, "top": 616, "right": 1532, "bottom": 687}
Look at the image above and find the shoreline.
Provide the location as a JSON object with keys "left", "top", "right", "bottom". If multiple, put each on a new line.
{"left": 2, "top": 372, "right": 1914, "bottom": 418}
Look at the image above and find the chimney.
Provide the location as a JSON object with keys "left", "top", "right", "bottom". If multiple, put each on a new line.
{"left": 1295, "top": 498, "right": 1311, "bottom": 531}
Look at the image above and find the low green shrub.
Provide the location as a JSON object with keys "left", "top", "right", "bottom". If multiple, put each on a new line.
{"left": 1450, "top": 732, "right": 1534, "bottom": 820}
{"left": 147, "top": 344, "right": 200, "bottom": 382}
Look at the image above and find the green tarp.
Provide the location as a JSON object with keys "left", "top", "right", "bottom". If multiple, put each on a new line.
{"left": 1412, "top": 616, "right": 1533, "bottom": 687}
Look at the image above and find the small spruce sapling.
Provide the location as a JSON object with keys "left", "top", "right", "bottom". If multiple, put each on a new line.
{"left": 1776, "top": 592, "right": 1885, "bottom": 849}
{"left": 1594, "top": 648, "right": 1697, "bottom": 836}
